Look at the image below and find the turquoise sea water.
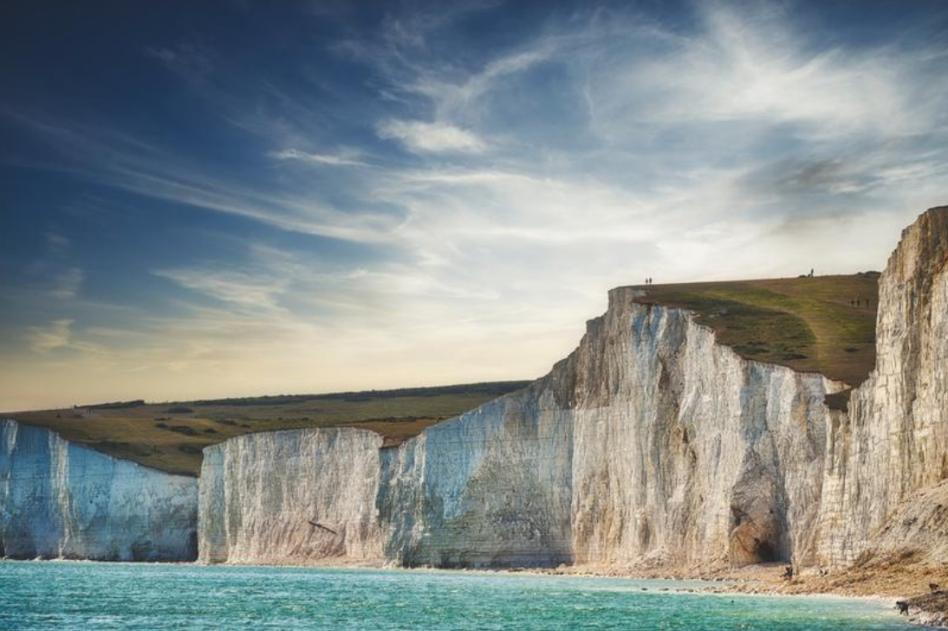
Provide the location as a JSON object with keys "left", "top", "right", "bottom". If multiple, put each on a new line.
{"left": 0, "top": 562, "right": 928, "bottom": 630}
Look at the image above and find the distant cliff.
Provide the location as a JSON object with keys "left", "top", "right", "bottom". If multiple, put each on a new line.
{"left": 199, "top": 207, "right": 948, "bottom": 571}
{"left": 0, "top": 420, "right": 197, "bottom": 561}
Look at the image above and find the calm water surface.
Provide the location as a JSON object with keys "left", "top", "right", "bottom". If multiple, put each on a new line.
{"left": 0, "top": 561, "right": 928, "bottom": 630}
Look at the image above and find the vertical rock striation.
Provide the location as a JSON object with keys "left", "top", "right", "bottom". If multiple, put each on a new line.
{"left": 817, "top": 207, "right": 948, "bottom": 567}
{"left": 0, "top": 419, "right": 197, "bottom": 561}
{"left": 558, "top": 300, "right": 834, "bottom": 570}
{"left": 200, "top": 208, "right": 948, "bottom": 571}
{"left": 378, "top": 394, "right": 574, "bottom": 568}
{"left": 200, "top": 296, "right": 841, "bottom": 568}
{"left": 199, "top": 428, "right": 386, "bottom": 564}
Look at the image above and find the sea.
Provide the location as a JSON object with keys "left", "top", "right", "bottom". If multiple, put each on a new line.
{"left": 0, "top": 561, "right": 931, "bottom": 630}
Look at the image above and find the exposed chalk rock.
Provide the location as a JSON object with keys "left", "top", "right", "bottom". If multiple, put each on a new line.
{"left": 817, "top": 207, "right": 948, "bottom": 567}
{"left": 8, "top": 208, "right": 946, "bottom": 572}
{"left": 200, "top": 208, "right": 948, "bottom": 571}
{"left": 863, "top": 480, "right": 948, "bottom": 565}
{"left": 200, "top": 294, "right": 842, "bottom": 568}
{"left": 0, "top": 419, "right": 197, "bottom": 561}
{"left": 199, "top": 428, "right": 385, "bottom": 564}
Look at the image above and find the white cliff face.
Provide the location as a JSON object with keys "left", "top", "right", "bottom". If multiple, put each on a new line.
{"left": 198, "top": 209, "right": 948, "bottom": 571}
{"left": 817, "top": 207, "right": 948, "bottom": 567}
{"left": 565, "top": 299, "right": 836, "bottom": 570}
{"left": 10, "top": 209, "right": 947, "bottom": 570}
{"left": 199, "top": 428, "right": 386, "bottom": 564}
{"left": 867, "top": 480, "right": 948, "bottom": 565}
{"left": 377, "top": 395, "right": 574, "bottom": 568}
{"left": 0, "top": 420, "right": 197, "bottom": 561}
{"left": 200, "top": 294, "right": 841, "bottom": 569}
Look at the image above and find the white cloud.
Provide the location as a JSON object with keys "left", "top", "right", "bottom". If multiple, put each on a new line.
{"left": 6, "top": 1, "right": 948, "bottom": 409}
{"left": 3, "top": 110, "right": 400, "bottom": 243}
{"left": 408, "top": 45, "right": 557, "bottom": 121}
{"left": 377, "top": 119, "right": 487, "bottom": 153}
{"left": 28, "top": 319, "right": 73, "bottom": 353}
{"left": 154, "top": 267, "right": 288, "bottom": 310}
{"left": 268, "top": 148, "right": 367, "bottom": 167}
{"left": 581, "top": 3, "right": 947, "bottom": 142}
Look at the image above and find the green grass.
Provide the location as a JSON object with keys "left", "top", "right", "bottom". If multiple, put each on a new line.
{"left": 4, "top": 382, "right": 529, "bottom": 477}
{"left": 633, "top": 273, "right": 880, "bottom": 388}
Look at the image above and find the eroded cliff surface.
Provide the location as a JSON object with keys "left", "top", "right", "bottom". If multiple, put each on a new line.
{"left": 202, "top": 208, "right": 948, "bottom": 571}
{"left": 22, "top": 207, "right": 939, "bottom": 571}
{"left": 201, "top": 295, "right": 842, "bottom": 568}
{"left": 199, "top": 428, "right": 386, "bottom": 564}
{"left": 0, "top": 419, "right": 197, "bottom": 561}
{"left": 817, "top": 207, "right": 948, "bottom": 567}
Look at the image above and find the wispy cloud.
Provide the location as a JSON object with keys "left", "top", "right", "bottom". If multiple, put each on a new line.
{"left": 44, "top": 231, "right": 70, "bottom": 255}
{"left": 377, "top": 119, "right": 487, "bottom": 153}
{"left": 18, "top": 229, "right": 85, "bottom": 301}
{"left": 48, "top": 267, "right": 84, "bottom": 300}
{"left": 3, "top": 0, "right": 948, "bottom": 409}
{"left": 154, "top": 267, "right": 288, "bottom": 310}
{"left": 579, "top": 3, "right": 948, "bottom": 143}
{"left": 2, "top": 110, "right": 403, "bottom": 243}
{"left": 28, "top": 319, "right": 73, "bottom": 353}
{"left": 268, "top": 148, "right": 368, "bottom": 167}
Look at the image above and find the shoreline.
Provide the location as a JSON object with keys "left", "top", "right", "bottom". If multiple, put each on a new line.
{"left": 6, "top": 556, "right": 943, "bottom": 627}
{"left": 195, "top": 559, "right": 948, "bottom": 629}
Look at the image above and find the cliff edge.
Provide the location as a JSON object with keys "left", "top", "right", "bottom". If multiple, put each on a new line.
{"left": 818, "top": 206, "right": 948, "bottom": 567}
{"left": 198, "top": 207, "right": 948, "bottom": 575}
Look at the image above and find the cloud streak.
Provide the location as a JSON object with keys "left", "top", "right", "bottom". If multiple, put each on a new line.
{"left": 2, "top": 110, "right": 403, "bottom": 243}
{"left": 28, "top": 319, "right": 73, "bottom": 353}
{"left": 377, "top": 119, "right": 487, "bottom": 154}
{"left": 3, "top": 0, "right": 947, "bottom": 408}
{"left": 268, "top": 148, "right": 368, "bottom": 167}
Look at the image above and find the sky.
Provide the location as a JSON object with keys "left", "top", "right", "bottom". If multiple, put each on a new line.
{"left": 1, "top": 0, "right": 947, "bottom": 411}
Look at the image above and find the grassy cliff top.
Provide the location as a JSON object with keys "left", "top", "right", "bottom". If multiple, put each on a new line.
{"left": 3, "top": 382, "right": 529, "bottom": 477}
{"left": 632, "top": 273, "right": 880, "bottom": 388}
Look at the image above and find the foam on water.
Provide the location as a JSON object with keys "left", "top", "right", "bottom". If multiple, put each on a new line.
{"left": 0, "top": 562, "right": 931, "bottom": 630}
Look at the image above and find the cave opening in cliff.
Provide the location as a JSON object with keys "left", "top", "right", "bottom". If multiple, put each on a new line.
{"left": 755, "top": 540, "right": 778, "bottom": 564}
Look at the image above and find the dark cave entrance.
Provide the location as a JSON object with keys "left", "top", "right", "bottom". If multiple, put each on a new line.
{"left": 754, "top": 538, "right": 778, "bottom": 563}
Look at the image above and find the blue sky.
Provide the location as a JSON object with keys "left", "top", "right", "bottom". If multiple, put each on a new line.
{"left": 2, "top": 0, "right": 947, "bottom": 410}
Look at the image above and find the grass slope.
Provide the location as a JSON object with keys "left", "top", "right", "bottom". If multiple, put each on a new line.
{"left": 4, "top": 382, "right": 529, "bottom": 477}
{"left": 633, "top": 273, "right": 879, "bottom": 389}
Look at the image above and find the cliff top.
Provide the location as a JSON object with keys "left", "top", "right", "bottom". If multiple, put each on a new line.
{"left": 2, "top": 381, "right": 529, "bottom": 476}
{"left": 631, "top": 274, "right": 879, "bottom": 387}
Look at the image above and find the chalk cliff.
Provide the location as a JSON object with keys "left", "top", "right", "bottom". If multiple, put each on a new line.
{"left": 817, "top": 207, "right": 948, "bottom": 567}
{"left": 6, "top": 208, "right": 944, "bottom": 572}
{"left": 200, "top": 285, "right": 845, "bottom": 569}
{"left": 199, "top": 207, "right": 948, "bottom": 571}
{"left": 199, "top": 428, "right": 384, "bottom": 564}
{"left": 0, "top": 419, "right": 197, "bottom": 561}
